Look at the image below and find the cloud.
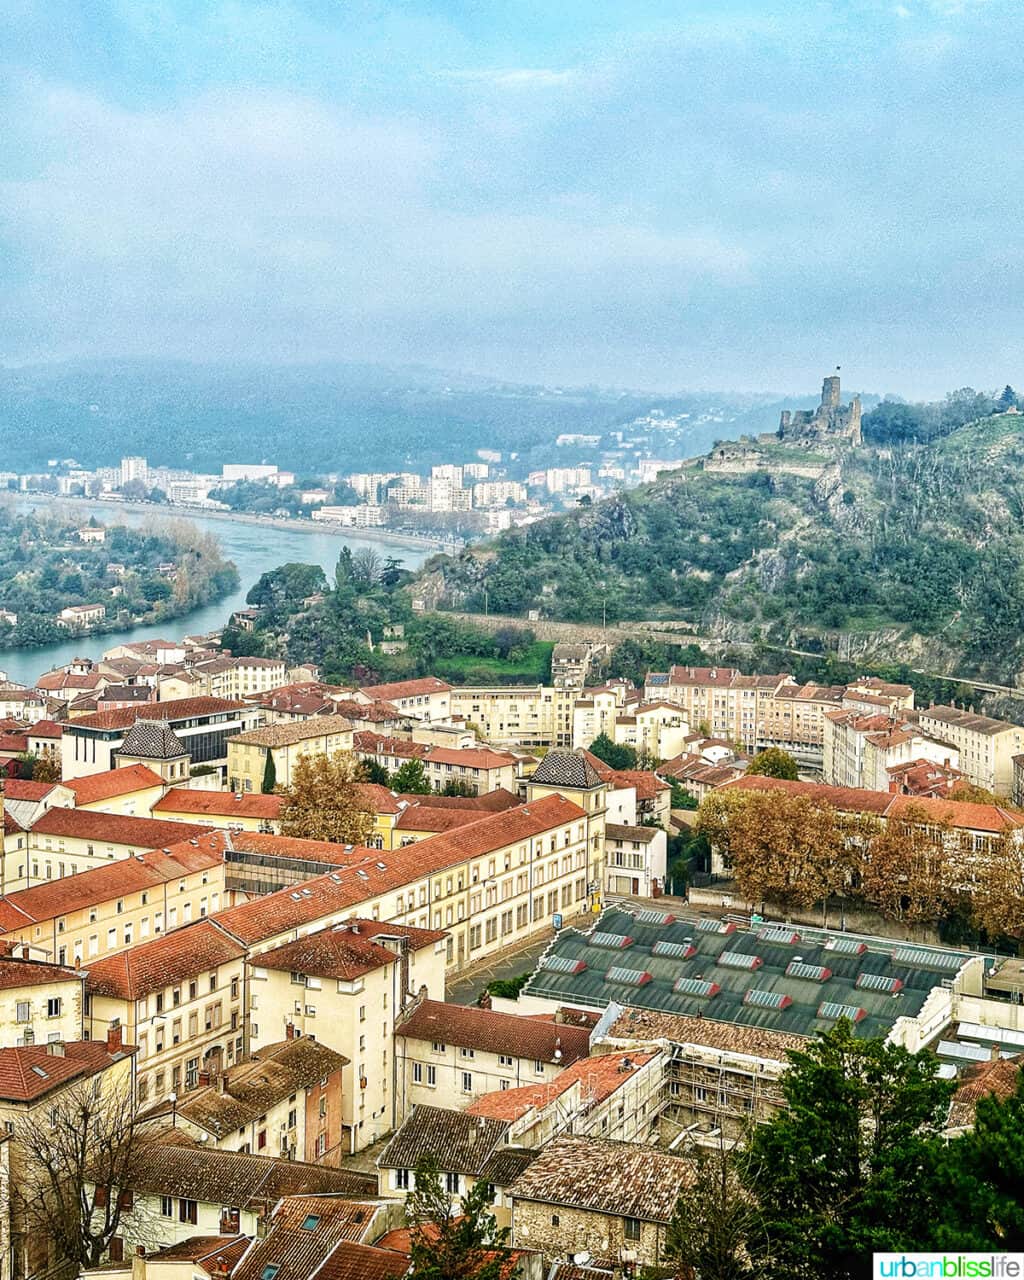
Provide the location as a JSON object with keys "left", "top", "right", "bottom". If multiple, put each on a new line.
{"left": 438, "top": 68, "right": 580, "bottom": 90}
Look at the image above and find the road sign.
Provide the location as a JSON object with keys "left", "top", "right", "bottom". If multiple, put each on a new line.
{"left": 553, "top": 913, "right": 563, "bottom": 929}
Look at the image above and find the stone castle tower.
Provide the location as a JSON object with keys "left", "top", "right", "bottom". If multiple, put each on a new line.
{"left": 778, "top": 371, "right": 861, "bottom": 446}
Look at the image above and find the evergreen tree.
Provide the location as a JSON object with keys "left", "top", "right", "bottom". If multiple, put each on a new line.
{"left": 408, "top": 1154, "right": 509, "bottom": 1280}
{"left": 261, "top": 750, "right": 277, "bottom": 794}
{"left": 664, "top": 1142, "right": 767, "bottom": 1280}
{"left": 587, "top": 732, "right": 637, "bottom": 771}
{"left": 391, "top": 758, "right": 432, "bottom": 794}
{"left": 360, "top": 759, "right": 392, "bottom": 787}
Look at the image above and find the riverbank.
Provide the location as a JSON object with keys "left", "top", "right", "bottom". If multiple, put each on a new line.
{"left": 31, "top": 495, "right": 456, "bottom": 553}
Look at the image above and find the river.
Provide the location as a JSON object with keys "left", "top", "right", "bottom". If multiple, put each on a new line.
{"left": 0, "top": 500, "right": 432, "bottom": 687}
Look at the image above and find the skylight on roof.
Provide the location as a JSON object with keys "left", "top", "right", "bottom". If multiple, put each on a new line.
{"left": 589, "top": 931, "right": 634, "bottom": 950}
{"left": 634, "top": 909, "right": 675, "bottom": 926}
{"left": 890, "top": 946, "right": 963, "bottom": 973}
{"left": 744, "top": 988, "right": 793, "bottom": 1010}
{"left": 539, "top": 955, "right": 587, "bottom": 975}
{"left": 604, "top": 965, "right": 652, "bottom": 987}
{"left": 673, "top": 976, "right": 720, "bottom": 998}
{"left": 824, "top": 937, "right": 868, "bottom": 956}
{"left": 652, "top": 940, "right": 696, "bottom": 960}
{"left": 856, "top": 972, "right": 904, "bottom": 994}
{"left": 718, "top": 950, "right": 763, "bottom": 971}
{"left": 696, "top": 918, "right": 736, "bottom": 935}
{"left": 757, "top": 926, "right": 801, "bottom": 945}
{"left": 262, "top": 1267, "right": 280, "bottom": 1280}
{"left": 817, "top": 1001, "right": 867, "bottom": 1023}
{"left": 30, "top": 1065, "right": 48, "bottom": 1078}
{"left": 785, "top": 960, "right": 832, "bottom": 983}
{"left": 302, "top": 1215, "right": 320, "bottom": 1231}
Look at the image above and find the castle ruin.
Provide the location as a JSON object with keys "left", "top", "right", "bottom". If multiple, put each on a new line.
{"left": 777, "top": 371, "right": 862, "bottom": 446}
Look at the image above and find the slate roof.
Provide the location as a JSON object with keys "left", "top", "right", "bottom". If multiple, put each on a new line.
{"left": 117, "top": 720, "right": 189, "bottom": 760}
{"left": 377, "top": 1103, "right": 509, "bottom": 1173}
{"left": 530, "top": 751, "right": 604, "bottom": 790}
{"left": 508, "top": 1135, "right": 692, "bottom": 1223}
{"left": 396, "top": 999, "right": 591, "bottom": 1064}
{"left": 524, "top": 905, "right": 981, "bottom": 1043}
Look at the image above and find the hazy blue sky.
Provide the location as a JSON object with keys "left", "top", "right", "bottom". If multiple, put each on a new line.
{"left": 2, "top": 1, "right": 1021, "bottom": 395}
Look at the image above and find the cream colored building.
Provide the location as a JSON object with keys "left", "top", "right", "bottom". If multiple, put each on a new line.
{"left": 66, "top": 763, "right": 166, "bottom": 815}
{"left": 213, "top": 791, "right": 599, "bottom": 977}
{"left": 0, "top": 832, "right": 232, "bottom": 969}
{"left": 352, "top": 732, "right": 519, "bottom": 796}
{"left": 394, "top": 997, "right": 592, "bottom": 1115}
{"left": 451, "top": 685, "right": 576, "bottom": 748}
{"left": 0, "top": 956, "right": 85, "bottom": 1047}
{"left": 355, "top": 677, "right": 452, "bottom": 722}
{"left": 227, "top": 714, "right": 354, "bottom": 793}
{"left": 249, "top": 920, "right": 447, "bottom": 1152}
{"left": 613, "top": 701, "right": 690, "bottom": 761}
{"left": 571, "top": 688, "right": 622, "bottom": 751}
{"left": 915, "top": 705, "right": 1024, "bottom": 796}
{"left": 823, "top": 709, "right": 958, "bottom": 791}
{"left": 85, "top": 917, "right": 247, "bottom": 1106}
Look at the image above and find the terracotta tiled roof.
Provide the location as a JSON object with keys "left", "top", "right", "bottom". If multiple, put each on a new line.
{"left": 0, "top": 832, "right": 226, "bottom": 929}
{"left": 467, "top": 1051, "right": 658, "bottom": 1122}
{"left": 605, "top": 1006, "right": 808, "bottom": 1060}
{"left": 67, "top": 696, "right": 247, "bottom": 733}
{"left": 85, "top": 919, "right": 245, "bottom": 1000}
{"left": 213, "top": 793, "right": 584, "bottom": 946}
{"left": 377, "top": 1103, "right": 509, "bottom": 1173}
{"left": 154, "top": 788, "right": 285, "bottom": 820}
{"left": 359, "top": 677, "right": 451, "bottom": 701}
{"left": 394, "top": 789, "right": 520, "bottom": 813}
{"left": 148, "top": 1235, "right": 251, "bottom": 1276}
{"left": 333, "top": 699, "right": 405, "bottom": 723}
{"left": 508, "top": 1135, "right": 692, "bottom": 1222}
{"left": 2, "top": 780, "right": 57, "bottom": 801}
{"left": 0, "top": 956, "right": 81, "bottom": 990}
{"left": 257, "top": 920, "right": 446, "bottom": 981}
{"left": 307, "top": 1241, "right": 410, "bottom": 1280}
{"left": 232, "top": 1196, "right": 386, "bottom": 1280}
{"left": 27, "top": 719, "right": 63, "bottom": 738}
{"left": 132, "top": 1139, "right": 378, "bottom": 1206}
{"left": 603, "top": 769, "right": 670, "bottom": 800}
{"left": 29, "top": 807, "right": 210, "bottom": 849}
{"left": 66, "top": 763, "right": 164, "bottom": 805}
{"left": 225, "top": 831, "right": 374, "bottom": 868}
{"left": 396, "top": 999, "right": 591, "bottom": 1064}
{"left": 394, "top": 805, "right": 494, "bottom": 833}
{"left": 231, "top": 714, "right": 354, "bottom": 749}
{"left": 0, "top": 1039, "right": 134, "bottom": 1102}
{"left": 948, "top": 1053, "right": 1024, "bottom": 1130}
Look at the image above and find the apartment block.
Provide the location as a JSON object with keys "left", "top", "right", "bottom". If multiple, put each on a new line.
{"left": 914, "top": 705, "right": 1024, "bottom": 796}
{"left": 227, "top": 714, "right": 355, "bottom": 792}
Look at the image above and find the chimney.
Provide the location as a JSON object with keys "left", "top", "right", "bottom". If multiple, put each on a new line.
{"left": 106, "top": 1024, "right": 123, "bottom": 1053}
{"left": 218, "top": 1072, "right": 229, "bottom": 1094}
{"left": 285, "top": 1022, "right": 296, "bottom": 1041}
{"left": 990, "top": 1042, "right": 1001, "bottom": 1062}
{"left": 198, "top": 1070, "right": 211, "bottom": 1087}
{"left": 47, "top": 1041, "right": 66, "bottom": 1057}
{"left": 478, "top": 991, "right": 492, "bottom": 1010}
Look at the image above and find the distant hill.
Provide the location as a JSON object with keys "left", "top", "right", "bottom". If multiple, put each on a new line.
{"left": 0, "top": 359, "right": 772, "bottom": 476}
{"left": 414, "top": 409, "right": 1024, "bottom": 683}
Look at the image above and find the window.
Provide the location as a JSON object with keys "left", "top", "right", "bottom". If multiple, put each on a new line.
{"left": 427, "top": 1065, "right": 436, "bottom": 1087}
{"left": 624, "top": 1217, "right": 641, "bottom": 1242}
{"left": 551, "top": 1214, "right": 560, "bottom": 1227}
{"left": 499, "top": 1054, "right": 513, "bottom": 1067}
{"left": 394, "top": 1168, "right": 410, "bottom": 1190}
{"left": 160, "top": 1196, "right": 172, "bottom": 1218}
{"left": 302, "top": 1215, "right": 321, "bottom": 1231}
{"left": 15, "top": 1002, "right": 29, "bottom": 1023}
{"left": 413, "top": 1063, "right": 423, "bottom": 1084}
{"left": 432, "top": 1041, "right": 445, "bottom": 1053}
{"left": 534, "top": 1060, "right": 544, "bottom": 1074}
{"left": 445, "top": 1172, "right": 461, "bottom": 1195}
{"left": 461, "top": 1071, "right": 473, "bottom": 1093}
{"left": 459, "top": 1047, "right": 475, "bottom": 1060}
{"left": 178, "top": 1198, "right": 198, "bottom": 1225}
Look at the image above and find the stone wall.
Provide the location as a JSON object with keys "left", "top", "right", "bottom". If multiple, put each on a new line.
{"left": 512, "top": 1200, "right": 666, "bottom": 1268}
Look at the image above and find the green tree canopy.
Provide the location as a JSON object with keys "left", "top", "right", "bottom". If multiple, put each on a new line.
{"left": 745, "top": 747, "right": 799, "bottom": 780}
{"left": 407, "top": 1153, "right": 509, "bottom": 1280}
{"left": 587, "top": 732, "right": 637, "bottom": 771}
{"left": 391, "top": 758, "right": 432, "bottom": 794}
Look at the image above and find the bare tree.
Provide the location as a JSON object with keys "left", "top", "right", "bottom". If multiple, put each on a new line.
{"left": 351, "top": 546, "right": 383, "bottom": 586}
{"left": 663, "top": 1138, "right": 769, "bottom": 1280}
{"left": 13, "top": 1078, "right": 153, "bottom": 1277}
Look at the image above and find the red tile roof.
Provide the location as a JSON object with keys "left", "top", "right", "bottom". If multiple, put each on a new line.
{"left": 394, "top": 805, "right": 495, "bottom": 833}
{"left": 85, "top": 918, "right": 245, "bottom": 1000}
{"left": 27, "top": 719, "right": 63, "bottom": 738}
{"left": 154, "top": 788, "right": 285, "bottom": 820}
{"left": 353, "top": 732, "right": 518, "bottom": 771}
{"left": 66, "top": 696, "right": 247, "bottom": 732}
{"left": 467, "top": 1051, "right": 657, "bottom": 1121}
{"left": 257, "top": 920, "right": 446, "bottom": 981}
{"left": 397, "top": 999, "right": 591, "bottom": 1064}
{"left": 0, "top": 1039, "right": 134, "bottom": 1102}
{"left": 29, "top": 807, "right": 210, "bottom": 849}
{"left": 395, "top": 789, "right": 521, "bottom": 813}
{"left": 0, "top": 956, "right": 81, "bottom": 990}
{"left": 0, "top": 832, "right": 227, "bottom": 930}
{"left": 359, "top": 677, "right": 452, "bottom": 701}
{"left": 2, "top": 780, "right": 58, "bottom": 801}
{"left": 66, "top": 763, "right": 164, "bottom": 805}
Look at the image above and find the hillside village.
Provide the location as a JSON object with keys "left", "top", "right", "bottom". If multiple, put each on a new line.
{"left": 0, "top": 537, "right": 1021, "bottom": 1279}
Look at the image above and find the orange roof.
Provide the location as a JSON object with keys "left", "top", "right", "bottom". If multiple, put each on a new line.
{"left": 359, "top": 677, "right": 452, "bottom": 701}
{"left": 30, "top": 807, "right": 210, "bottom": 848}
{"left": 27, "top": 719, "right": 63, "bottom": 738}
{"left": 0, "top": 1039, "right": 135, "bottom": 1102}
{"left": 397, "top": 998, "right": 591, "bottom": 1064}
{"left": 2, "top": 779, "right": 58, "bottom": 801}
{"left": 66, "top": 695, "right": 246, "bottom": 733}
{"left": 85, "top": 918, "right": 245, "bottom": 999}
{"left": 66, "top": 763, "right": 164, "bottom": 805}
{"left": 0, "top": 832, "right": 226, "bottom": 930}
{"left": 467, "top": 1051, "right": 657, "bottom": 1121}
{"left": 353, "top": 732, "right": 517, "bottom": 771}
{"left": 257, "top": 919, "right": 446, "bottom": 980}
{"left": 154, "top": 788, "right": 285, "bottom": 820}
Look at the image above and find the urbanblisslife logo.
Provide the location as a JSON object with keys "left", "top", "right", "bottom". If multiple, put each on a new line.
{"left": 874, "top": 1256, "right": 1024, "bottom": 1278}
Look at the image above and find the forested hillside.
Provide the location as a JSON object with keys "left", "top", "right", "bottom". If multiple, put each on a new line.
{"left": 415, "top": 406, "right": 1024, "bottom": 682}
